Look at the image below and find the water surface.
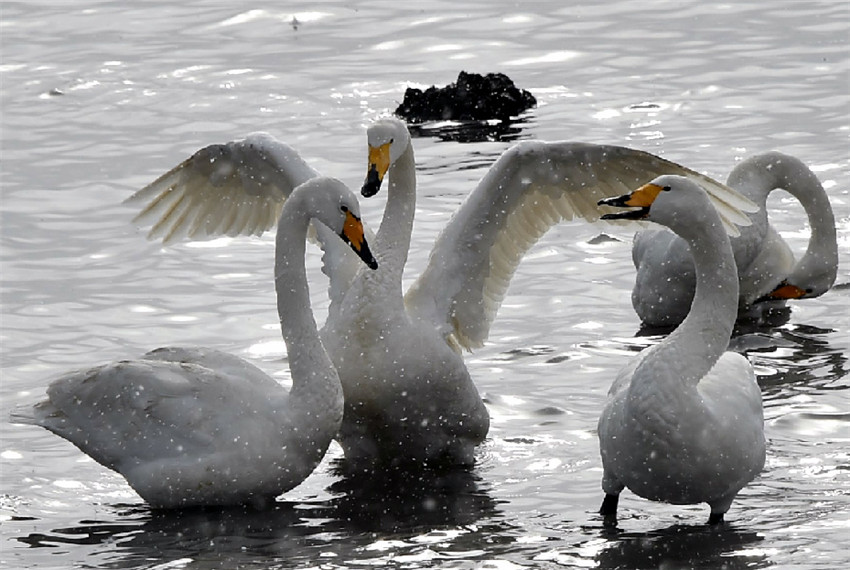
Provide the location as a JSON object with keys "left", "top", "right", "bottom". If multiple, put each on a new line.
{"left": 2, "top": 1, "right": 848, "bottom": 568}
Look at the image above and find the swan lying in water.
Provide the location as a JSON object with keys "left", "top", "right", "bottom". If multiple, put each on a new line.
{"left": 13, "top": 177, "right": 378, "bottom": 508}
{"left": 597, "top": 175, "right": 766, "bottom": 524}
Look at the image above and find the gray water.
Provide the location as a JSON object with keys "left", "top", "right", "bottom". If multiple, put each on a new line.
{"left": 1, "top": 1, "right": 849, "bottom": 568}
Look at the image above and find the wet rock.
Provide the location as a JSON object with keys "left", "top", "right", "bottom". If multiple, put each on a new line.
{"left": 394, "top": 71, "right": 536, "bottom": 123}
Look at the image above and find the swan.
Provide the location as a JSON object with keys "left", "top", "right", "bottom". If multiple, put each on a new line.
{"left": 631, "top": 151, "right": 837, "bottom": 327}
{"left": 596, "top": 175, "right": 766, "bottom": 524}
{"left": 12, "top": 177, "right": 378, "bottom": 508}
{"left": 125, "top": 118, "right": 756, "bottom": 469}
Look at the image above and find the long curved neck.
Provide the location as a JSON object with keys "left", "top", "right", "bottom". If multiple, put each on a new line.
{"left": 274, "top": 204, "right": 338, "bottom": 402}
{"left": 729, "top": 153, "right": 837, "bottom": 284}
{"left": 777, "top": 162, "right": 837, "bottom": 286}
{"left": 635, "top": 217, "right": 739, "bottom": 391}
{"left": 374, "top": 141, "right": 416, "bottom": 284}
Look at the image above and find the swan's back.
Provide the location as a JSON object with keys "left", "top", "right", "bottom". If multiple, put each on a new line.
{"left": 14, "top": 348, "right": 310, "bottom": 507}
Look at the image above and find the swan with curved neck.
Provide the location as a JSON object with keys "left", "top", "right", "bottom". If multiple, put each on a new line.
{"left": 125, "top": 119, "right": 756, "bottom": 469}
{"left": 14, "top": 177, "right": 377, "bottom": 508}
{"left": 597, "top": 175, "right": 766, "bottom": 524}
{"left": 631, "top": 152, "right": 837, "bottom": 327}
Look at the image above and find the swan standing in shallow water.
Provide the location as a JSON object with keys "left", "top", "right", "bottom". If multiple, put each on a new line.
{"left": 597, "top": 175, "right": 766, "bottom": 524}
{"left": 631, "top": 152, "right": 837, "bottom": 327}
{"left": 13, "top": 177, "right": 378, "bottom": 508}
{"left": 125, "top": 118, "right": 756, "bottom": 469}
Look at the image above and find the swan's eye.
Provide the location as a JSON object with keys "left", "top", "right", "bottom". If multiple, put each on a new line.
{"left": 662, "top": 186, "right": 672, "bottom": 191}
{"left": 389, "top": 138, "right": 394, "bottom": 144}
{"left": 340, "top": 205, "right": 349, "bottom": 213}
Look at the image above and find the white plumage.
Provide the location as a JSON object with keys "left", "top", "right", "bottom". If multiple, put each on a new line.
{"left": 124, "top": 118, "right": 757, "bottom": 469}
{"left": 597, "top": 175, "right": 766, "bottom": 524}
{"left": 13, "top": 177, "right": 377, "bottom": 508}
{"left": 631, "top": 152, "right": 837, "bottom": 327}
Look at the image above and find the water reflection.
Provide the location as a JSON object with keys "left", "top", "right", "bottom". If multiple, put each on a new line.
{"left": 591, "top": 523, "right": 768, "bottom": 570}
{"left": 632, "top": 315, "right": 848, "bottom": 397}
{"left": 16, "top": 465, "right": 504, "bottom": 568}
{"left": 634, "top": 306, "right": 795, "bottom": 339}
{"left": 406, "top": 117, "right": 533, "bottom": 143}
{"left": 328, "top": 463, "right": 501, "bottom": 533}
{"left": 734, "top": 322, "right": 849, "bottom": 397}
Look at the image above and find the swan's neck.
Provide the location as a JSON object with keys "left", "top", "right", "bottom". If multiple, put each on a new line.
{"left": 785, "top": 168, "right": 837, "bottom": 285}
{"left": 374, "top": 141, "right": 416, "bottom": 282}
{"left": 274, "top": 208, "right": 339, "bottom": 404}
{"left": 636, "top": 218, "right": 738, "bottom": 391}
{"left": 729, "top": 153, "right": 837, "bottom": 285}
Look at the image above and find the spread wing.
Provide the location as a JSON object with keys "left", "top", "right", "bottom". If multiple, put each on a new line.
{"left": 124, "top": 133, "right": 371, "bottom": 303}
{"left": 404, "top": 141, "right": 758, "bottom": 351}
{"left": 124, "top": 132, "right": 319, "bottom": 245}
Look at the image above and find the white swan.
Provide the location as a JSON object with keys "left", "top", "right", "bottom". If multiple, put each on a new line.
{"left": 631, "top": 151, "right": 837, "bottom": 327}
{"left": 597, "top": 175, "right": 766, "bottom": 524}
{"left": 125, "top": 118, "right": 756, "bottom": 469}
{"left": 12, "top": 177, "right": 378, "bottom": 508}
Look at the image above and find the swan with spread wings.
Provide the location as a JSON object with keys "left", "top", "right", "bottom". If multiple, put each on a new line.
{"left": 126, "top": 118, "right": 755, "bottom": 470}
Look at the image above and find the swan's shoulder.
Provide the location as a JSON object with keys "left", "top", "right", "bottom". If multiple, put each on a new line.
{"left": 140, "top": 346, "right": 279, "bottom": 388}
{"left": 125, "top": 133, "right": 318, "bottom": 244}
{"left": 698, "top": 350, "right": 763, "bottom": 420}
{"left": 406, "top": 142, "right": 757, "bottom": 350}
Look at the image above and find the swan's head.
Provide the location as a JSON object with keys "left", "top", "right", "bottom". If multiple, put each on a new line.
{"left": 599, "top": 175, "right": 726, "bottom": 235}
{"left": 362, "top": 117, "right": 411, "bottom": 198}
{"left": 758, "top": 255, "right": 837, "bottom": 302}
{"left": 294, "top": 177, "right": 378, "bottom": 270}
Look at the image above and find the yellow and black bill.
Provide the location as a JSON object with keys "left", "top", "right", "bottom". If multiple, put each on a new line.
{"left": 340, "top": 210, "right": 378, "bottom": 270}
{"left": 362, "top": 141, "right": 392, "bottom": 198}
{"left": 598, "top": 182, "right": 668, "bottom": 221}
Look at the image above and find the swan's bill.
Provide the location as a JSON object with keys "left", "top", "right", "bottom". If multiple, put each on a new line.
{"left": 362, "top": 141, "right": 392, "bottom": 198}
{"left": 599, "top": 181, "right": 749, "bottom": 236}
{"left": 598, "top": 182, "right": 668, "bottom": 220}
{"left": 757, "top": 280, "right": 810, "bottom": 302}
{"left": 340, "top": 209, "right": 378, "bottom": 270}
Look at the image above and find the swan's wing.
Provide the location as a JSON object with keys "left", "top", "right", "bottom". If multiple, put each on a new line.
{"left": 405, "top": 141, "right": 758, "bottom": 351}
{"left": 16, "top": 360, "right": 215, "bottom": 471}
{"left": 139, "top": 346, "right": 279, "bottom": 388}
{"left": 125, "top": 133, "right": 319, "bottom": 245}
{"left": 14, "top": 352, "right": 283, "bottom": 472}
{"left": 125, "top": 134, "right": 366, "bottom": 304}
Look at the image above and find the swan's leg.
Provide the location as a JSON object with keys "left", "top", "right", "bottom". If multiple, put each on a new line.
{"left": 600, "top": 471, "right": 623, "bottom": 517}
{"left": 707, "top": 493, "right": 736, "bottom": 525}
{"left": 599, "top": 493, "right": 619, "bottom": 516}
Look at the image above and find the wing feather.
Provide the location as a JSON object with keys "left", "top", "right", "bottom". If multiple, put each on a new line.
{"left": 405, "top": 141, "right": 758, "bottom": 350}
{"left": 125, "top": 133, "right": 319, "bottom": 245}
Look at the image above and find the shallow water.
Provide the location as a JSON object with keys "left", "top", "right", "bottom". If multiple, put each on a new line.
{"left": 1, "top": 1, "right": 849, "bottom": 569}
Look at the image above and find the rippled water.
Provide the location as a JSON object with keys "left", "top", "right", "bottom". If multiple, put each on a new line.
{"left": 2, "top": 1, "right": 848, "bottom": 568}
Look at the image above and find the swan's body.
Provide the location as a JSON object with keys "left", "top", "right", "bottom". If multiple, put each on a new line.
{"left": 125, "top": 119, "right": 755, "bottom": 469}
{"left": 13, "top": 177, "right": 377, "bottom": 507}
{"left": 597, "top": 176, "right": 766, "bottom": 524}
{"left": 631, "top": 152, "right": 837, "bottom": 327}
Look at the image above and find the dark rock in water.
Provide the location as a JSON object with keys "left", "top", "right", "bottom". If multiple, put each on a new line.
{"left": 394, "top": 71, "right": 536, "bottom": 123}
